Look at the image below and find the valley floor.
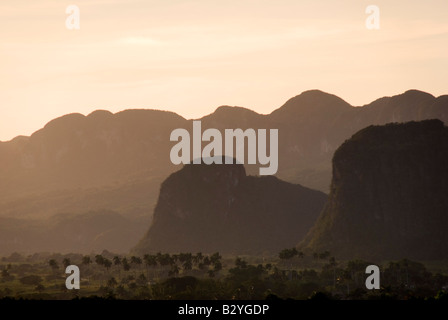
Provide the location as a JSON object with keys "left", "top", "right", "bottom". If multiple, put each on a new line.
{"left": 1, "top": 251, "right": 447, "bottom": 300}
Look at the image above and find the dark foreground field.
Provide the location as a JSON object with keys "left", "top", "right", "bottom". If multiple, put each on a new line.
{"left": 1, "top": 250, "right": 448, "bottom": 300}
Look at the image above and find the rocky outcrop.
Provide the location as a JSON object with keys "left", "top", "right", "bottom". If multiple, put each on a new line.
{"left": 134, "top": 159, "right": 327, "bottom": 255}
{"left": 299, "top": 120, "right": 448, "bottom": 260}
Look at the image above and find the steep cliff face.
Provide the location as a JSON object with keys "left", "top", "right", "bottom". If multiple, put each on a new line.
{"left": 134, "top": 160, "right": 327, "bottom": 255}
{"left": 300, "top": 120, "right": 448, "bottom": 260}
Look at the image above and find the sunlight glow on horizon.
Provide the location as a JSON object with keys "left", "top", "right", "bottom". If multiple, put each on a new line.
{"left": 1, "top": 0, "right": 447, "bottom": 141}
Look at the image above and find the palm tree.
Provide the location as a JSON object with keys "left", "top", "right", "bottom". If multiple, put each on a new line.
{"left": 130, "top": 256, "right": 142, "bottom": 276}
{"left": 122, "top": 258, "right": 131, "bottom": 272}
{"left": 144, "top": 254, "right": 157, "bottom": 279}
{"left": 143, "top": 254, "right": 157, "bottom": 268}
{"left": 82, "top": 256, "right": 91, "bottom": 265}
{"left": 329, "top": 257, "right": 337, "bottom": 288}
{"left": 48, "top": 259, "right": 59, "bottom": 273}
{"left": 130, "top": 256, "right": 142, "bottom": 266}
{"left": 213, "top": 261, "right": 222, "bottom": 273}
{"left": 403, "top": 259, "right": 409, "bottom": 287}
{"left": 279, "top": 248, "right": 298, "bottom": 269}
{"left": 62, "top": 258, "right": 71, "bottom": 269}
{"left": 136, "top": 274, "right": 147, "bottom": 287}
{"left": 210, "top": 252, "right": 221, "bottom": 265}
{"left": 95, "top": 255, "right": 105, "bottom": 266}
{"left": 48, "top": 259, "right": 59, "bottom": 286}
{"left": 111, "top": 256, "right": 121, "bottom": 278}
{"left": 319, "top": 251, "right": 331, "bottom": 260}
{"left": 113, "top": 256, "right": 121, "bottom": 266}
{"left": 279, "top": 248, "right": 298, "bottom": 260}
{"left": 157, "top": 254, "right": 172, "bottom": 268}
{"left": 116, "top": 285, "right": 127, "bottom": 298}
{"left": 107, "top": 277, "right": 118, "bottom": 288}
{"left": 235, "top": 257, "right": 247, "bottom": 269}
{"left": 103, "top": 259, "right": 112, "bottom": 272}
{"left": 168, "top": 265, "right": 179, "bottom": 277}
{"left": 193, "top": 252, "right": 203, "bottom": 265}
{"left": 182, "top": 259, "right": 193, "bottom": 272}
{"left": 198, "top": 262, "right": 206, "bottom": 271}
{"left": 81, "top": 256, "right": 92, "bottom": 285}
{"left": 1, "top": 268, "right": 10, "bottom": 279}
{"left": 329, "top": 257, "right": 337, "bottom": 267}
{"left": 202, "top": 256, "right": 211, "bottom": 267}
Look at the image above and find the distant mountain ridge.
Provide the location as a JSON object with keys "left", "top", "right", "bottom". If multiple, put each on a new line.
{"left": 0, "top": 89, "right": 447, "bottom": 254}
{"left": 0, "top": 210, "right": 147, "bottom": 254}
{"left": 299, "top": 119, "right": 448, "bottom": 260}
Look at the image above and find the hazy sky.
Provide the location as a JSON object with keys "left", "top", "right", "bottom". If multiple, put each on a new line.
{"left": 1, "top": 0, "right": 447, "bottom": 141}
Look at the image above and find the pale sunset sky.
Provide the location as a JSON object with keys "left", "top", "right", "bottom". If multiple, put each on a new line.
{"left": 1, "top": 0, "right": 447, "bottom": 141}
